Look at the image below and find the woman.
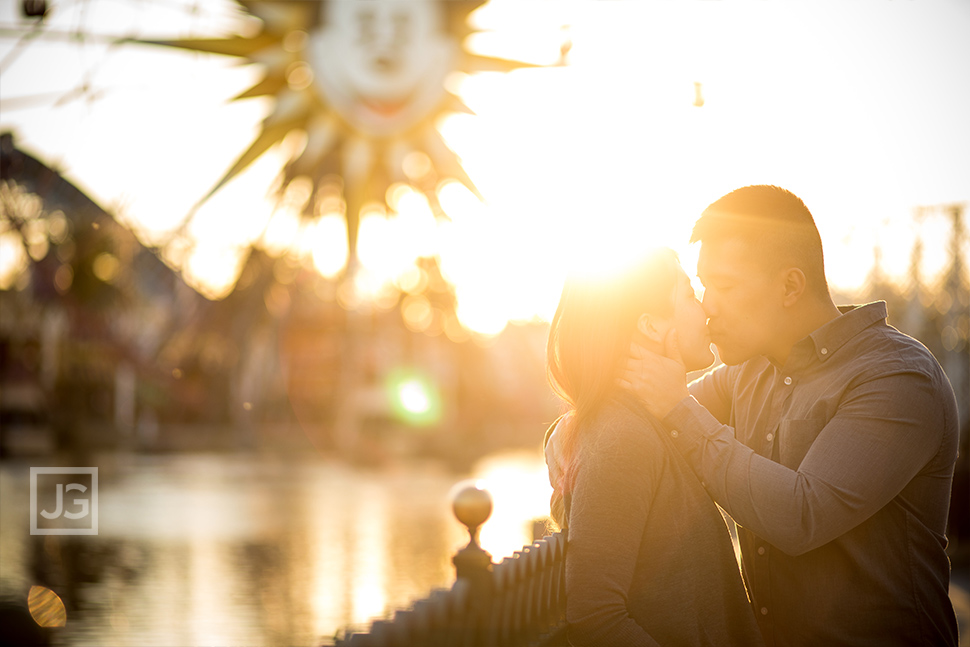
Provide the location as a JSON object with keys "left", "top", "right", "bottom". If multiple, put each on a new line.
{"left": 544, "top": 248, "right": 763, "bottom": 646}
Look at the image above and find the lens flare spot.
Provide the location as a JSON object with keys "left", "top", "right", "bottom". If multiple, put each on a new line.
{"left": 386, "top": 372, "right": 441, "bottom": 427}
{"left": 399, "top": 380, "right": 430, "bottom": 415}
{"left": 28, "top": 585, "right": 66, "bottom": 628}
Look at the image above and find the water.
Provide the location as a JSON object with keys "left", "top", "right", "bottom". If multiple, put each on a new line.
{"left": 0, "top": 450, "right": 553, "bottom": 647}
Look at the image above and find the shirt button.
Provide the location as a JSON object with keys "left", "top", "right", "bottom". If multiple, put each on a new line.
{"left": 766, "top": 433, "right": 774, "bottom": 442}
{"left": 757, "top": 546, "right": 766, "bottom": 555}
{"left": 670, "top": 429, "right": 679, "bottom": 438}
{"left": 784, "top": 376, "right": 792, "bottom": 385}
{"left": 761, "top": 607, "right": 768, "bottom": 616}
{"left": 820, "top": 347, "right": 828, "bottom": 355}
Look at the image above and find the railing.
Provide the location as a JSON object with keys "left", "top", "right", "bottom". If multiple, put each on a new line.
{"left": 328, "top": 483, "right": 567, "bottom": 647}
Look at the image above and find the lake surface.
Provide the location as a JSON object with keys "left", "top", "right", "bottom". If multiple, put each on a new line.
{"left": 0, "top": 450, "right": 553, "bottom": 646}
{"left": 4, "top": 449, "right": 967, "bottom": 646}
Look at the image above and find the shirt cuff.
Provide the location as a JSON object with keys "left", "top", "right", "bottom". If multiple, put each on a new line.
{"left": 662, "top": 396, "right": 725, "bottom": 453}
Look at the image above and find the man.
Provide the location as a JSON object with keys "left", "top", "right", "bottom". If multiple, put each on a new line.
{"left": 611, "top": 185, "right": 958, "bottom": 646}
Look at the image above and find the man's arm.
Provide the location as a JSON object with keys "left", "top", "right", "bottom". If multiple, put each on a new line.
{"left": 686, "top": 363, "right": 737, "bottom": 425}
{"left": 664, "top": 370, "right": 951, "bottom": 556}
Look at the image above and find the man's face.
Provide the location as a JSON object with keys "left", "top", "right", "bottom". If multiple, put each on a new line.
{"left": 670, "top": 269, "right": 716, "bottom": 372}
{"left": 696, "top": 238, "right": 786, "bottom": 365}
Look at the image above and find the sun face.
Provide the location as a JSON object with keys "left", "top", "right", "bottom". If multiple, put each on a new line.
{"left": 144, "top": 0, "right": 537, "bottom": 277}
{"left": 307, "top": 0, "right": 458, "bottom": 137}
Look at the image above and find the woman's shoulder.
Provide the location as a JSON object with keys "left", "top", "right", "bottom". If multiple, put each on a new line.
{"left": 596, "top": 392, "right": 664, "bottom": 430}
{"left": 577, "top": 394, "right": 666, "bottom": 457}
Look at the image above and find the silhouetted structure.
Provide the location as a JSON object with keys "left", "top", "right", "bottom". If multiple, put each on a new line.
{"left": 0, "top": 132, "right": 206, "bottom": 454}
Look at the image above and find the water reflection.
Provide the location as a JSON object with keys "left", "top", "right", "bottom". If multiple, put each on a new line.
{"left": 0, "top": 449, "right": 552, "bottom": 646}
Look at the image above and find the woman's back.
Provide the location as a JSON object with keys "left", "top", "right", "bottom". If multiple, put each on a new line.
{"left": 563, "top": 393, "right": 764, "bottom": 647}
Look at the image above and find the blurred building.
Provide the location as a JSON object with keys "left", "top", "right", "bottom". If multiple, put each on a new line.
{"left": 0, "top": 132, "right": 206, "bottom": 454}
{"left": 0, "top": 133, "right": 559, "bottom": 462}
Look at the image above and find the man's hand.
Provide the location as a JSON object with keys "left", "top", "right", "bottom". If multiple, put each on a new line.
{"left": 618, "top": 330, "right": 690, "bottom": 419}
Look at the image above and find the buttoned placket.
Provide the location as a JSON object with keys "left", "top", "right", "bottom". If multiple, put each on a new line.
{"left": 761, "top": 369, "right": 796, "bottom": 459}
{"left": 751, "top": 359, "right": 804, "bottom": 643}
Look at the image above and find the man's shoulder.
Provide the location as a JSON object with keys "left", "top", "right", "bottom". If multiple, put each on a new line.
{"left": 848, "top": 319, "right": 946, "bottom": 379}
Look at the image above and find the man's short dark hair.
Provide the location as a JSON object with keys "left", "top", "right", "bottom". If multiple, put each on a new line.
{"left": 691, "top": 185, "right": 829, "bottom": 297}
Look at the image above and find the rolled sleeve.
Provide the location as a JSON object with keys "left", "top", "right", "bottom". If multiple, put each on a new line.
{"left": 663, "top": 396, "right": 761, "bottom": 505}
{"left": 662, "top": 396, "right": 719, "bottom": 458}
{"left": 663, "top": 371, "right": 950, "bottom": 556}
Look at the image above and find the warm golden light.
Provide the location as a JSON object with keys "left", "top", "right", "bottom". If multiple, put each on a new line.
{"left": 402, "top": 151, "right": 432, "bottom": 181}
{"left": 393, "top": 189, "right": 437, "bottom": 261}
{"left": 356, "top": 212, "right": 395, "bottom": 280}
{"left": 436, "top": 180, "right": 484, "bottom": 222}
{"left": 349, "top": 491, "right": 388, "bottom": 626}
{"left": 0, "top": 232, "right": 26, "bottom": 289}
{"left": 395, "top": 264, "right": 427, "bottom": 294}
{"left": 402, "top": 294, "right": 433, "bottom": 333}
{"left": 184, "top": 244, "right": 245, "bottom": 301}
{"left": 310, "top": 214, "right": 349, "bottom": 279}
{"left": 261, "top": 210, "right": 302, "bottom": 257}
{"left": 472, "top": 451, "right": 553, "bottom": 560}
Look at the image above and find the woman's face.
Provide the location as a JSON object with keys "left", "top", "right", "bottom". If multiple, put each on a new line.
{"left": 668, "top": 269, "right": 716, "bottom": 372}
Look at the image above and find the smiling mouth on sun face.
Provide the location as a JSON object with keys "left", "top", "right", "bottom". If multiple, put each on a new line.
{"left": 358, "top": 93, "right": 414, "bottom": 119}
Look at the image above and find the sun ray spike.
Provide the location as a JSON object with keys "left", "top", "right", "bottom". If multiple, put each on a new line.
{"left": 134, "top": 35, "right": 278, "bottom": 58}
{"left": 423, "top": 128, "right": 482, "bottom": 200}
{"left": 463, "top": 53, "right": 540, "bottom": 74}
{"left": 198, "top": 115, "right": 308, "bottom": 208}
{"left": 233, "top": 74, "right": 286, "bottom": 101}
{"left": 442, "top": 92, "right": 476, "bottom": 116}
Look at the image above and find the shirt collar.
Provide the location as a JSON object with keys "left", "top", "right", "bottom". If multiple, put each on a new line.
{"left": 803, "top": 301, "right": 888, "bottom": 363}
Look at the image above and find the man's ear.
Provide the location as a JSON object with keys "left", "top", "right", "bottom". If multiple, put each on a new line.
{"left": 636, "top": 313, "right": 667, "bottom": 344}
{"left": 782, "top": 267, "right": 807, "bottom": 307}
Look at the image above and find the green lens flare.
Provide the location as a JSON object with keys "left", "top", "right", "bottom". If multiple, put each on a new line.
{"left": 387, "top": 372, "right": 442, "bottom": 427}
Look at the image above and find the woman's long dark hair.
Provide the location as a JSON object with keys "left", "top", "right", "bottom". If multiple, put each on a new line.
{"left": 546, "top": 247, "right": 680, "bottom": 527}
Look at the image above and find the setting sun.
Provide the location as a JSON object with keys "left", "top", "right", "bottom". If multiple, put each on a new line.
{"left": 1, "top": 0, "right": 968, "bottom": 334}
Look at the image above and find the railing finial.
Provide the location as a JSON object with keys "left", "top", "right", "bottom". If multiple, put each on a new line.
{"left": 452, "top": 481, "right": 492, "bottom": 545}
{"left": 451, "top": 481, "right": 493, "bottom": 585}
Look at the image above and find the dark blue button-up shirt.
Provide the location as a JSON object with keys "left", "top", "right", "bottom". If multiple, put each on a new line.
{"left": 664, "top": 301, "right": 959, "bottom": 646}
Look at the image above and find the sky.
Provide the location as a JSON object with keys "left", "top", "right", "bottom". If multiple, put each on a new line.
{"left": 1, "top": 0, "right": 968, "bottom": 335}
